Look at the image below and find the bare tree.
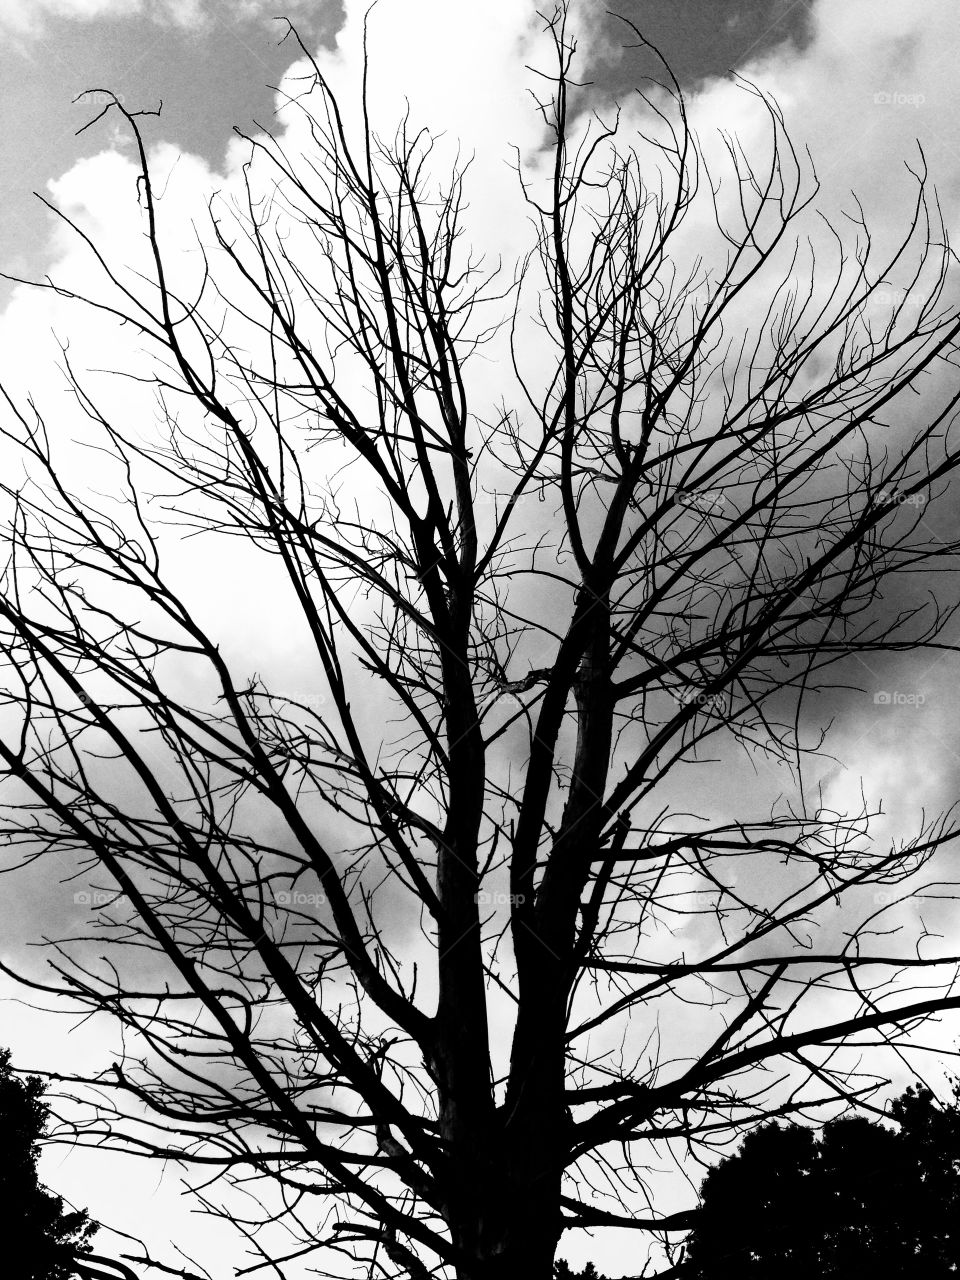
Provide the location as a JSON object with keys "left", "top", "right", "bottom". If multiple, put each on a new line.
{"left": 3, "top": 8, "right": 960, "bottom": 1278}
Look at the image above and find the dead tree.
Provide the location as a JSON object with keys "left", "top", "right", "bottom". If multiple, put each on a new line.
{"left": 3, "top": 8, "right": 960, "bottom": 1278}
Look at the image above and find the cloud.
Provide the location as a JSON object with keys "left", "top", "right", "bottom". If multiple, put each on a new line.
{"left": 675, "top": 0, "right": 960, "bottom": 821}
{"left": 0, "top": 0, "right": 168, "bottom": 37}
{"left": 700, "top": 0, "right": 960, "bottom": 219}
{"left": 0, "top": 0, "right": 324, "bottom": 39}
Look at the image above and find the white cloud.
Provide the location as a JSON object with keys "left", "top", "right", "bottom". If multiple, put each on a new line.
{"left": 676, "top": 0, "right": 960, "bottom": 831}
{"left": 704, "top": 0, "right": 960, "bottom": 223}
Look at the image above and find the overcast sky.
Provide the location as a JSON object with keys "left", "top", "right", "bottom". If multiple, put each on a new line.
{"left": 2, "top": 1, "right": 960, "bottom": 1277}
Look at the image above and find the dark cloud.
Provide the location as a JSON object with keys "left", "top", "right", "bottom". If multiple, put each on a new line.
{"left": 591, "top": 0, "right": 814, "bottom": 94}
{"left": 0, "top": 0, "right": 343, "bottom": 304}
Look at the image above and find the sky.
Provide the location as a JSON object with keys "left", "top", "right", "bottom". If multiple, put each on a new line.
{"left": 2, "top": 1, "right": 960, "bottom": 1277}
{"left": 0, "top": 0, "right": 813, "bottom": 296}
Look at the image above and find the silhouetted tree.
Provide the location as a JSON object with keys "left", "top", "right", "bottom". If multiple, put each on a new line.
{"left": 4, "top": 5, "right": 960, "bottom": 1278}
{"left": 684, "top": 1084, "right": 960, "bottom": 1277}
{"left": 555, "top": 1261, "right": 607, "bottom": 1280}
{"left": 0, "top": 1047, "right": 97, "bottom": 1279}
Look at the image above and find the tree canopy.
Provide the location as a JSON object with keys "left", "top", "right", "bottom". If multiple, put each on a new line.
{"left": 684, "top": 1085, "right": 960, "bottom": 1278}
{"left": 0, "top": 1047, "right": 97, "bottom": 1280}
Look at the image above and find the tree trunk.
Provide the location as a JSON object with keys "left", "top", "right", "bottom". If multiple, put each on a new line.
{"left": 455, "top": 1232, "right": 558, "bottom": 1280}
{"left": 449, "top": 1174, "right": 561, "bottom": 1280}
{"left": 439, "top": 1041, "right": 566, "bottom": 1279}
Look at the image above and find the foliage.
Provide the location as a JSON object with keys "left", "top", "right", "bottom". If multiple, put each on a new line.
{"left": 0, "top": 1048, "right": 97, "bottom": 1280}
{"left": 555, "top": 1262, "right": 607, "bottom": 1280}
{"left": 684, "top": 1085, "right": 960, "bottom": 1277}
